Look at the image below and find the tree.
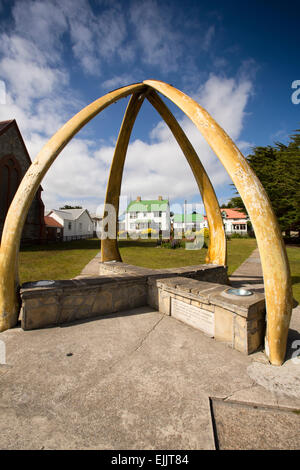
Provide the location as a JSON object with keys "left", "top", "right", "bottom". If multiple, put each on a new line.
{"left": 59, "top": 205, "right": 82, "bottom": 210}
{"left": 224, "top": 130, "right": 300, "bottom": 235}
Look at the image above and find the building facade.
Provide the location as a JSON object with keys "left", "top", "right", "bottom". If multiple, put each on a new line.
{"left": 172, "top": 213, "right": 207, "bottom": 232}
{"left": 0, "top": 120, "right": 45, "bottom": 243}
{"left": 44, "top": 215, "right": 63, "bottom": 242}
{"left": 48, "top": 208, "right": 94, "bottom": 241}
{"left": 125, "top": 196, "right": 170, "bottom": 234}
{"left": 221, "top": 208, "right": 248, "bottom": 235}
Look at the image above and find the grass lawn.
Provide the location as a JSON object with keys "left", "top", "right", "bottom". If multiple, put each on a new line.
{"left": 18, "top": 237, "right": 300, "bottom": 303}
{"left": 118, "top": 238, "right": 257, "bottom": 276}
{"left": 286, "top": 246, "right": 300, "bottom": 304}
{"left": 19, "top": 238, "right": 101, "bottom": 283}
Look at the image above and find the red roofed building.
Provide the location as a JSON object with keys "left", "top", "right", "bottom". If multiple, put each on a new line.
{"left": 220, "top": 208, "right": 248, "bottom": 235}
{"left": 44, "top": 216, "right": 63, "bottom": 242}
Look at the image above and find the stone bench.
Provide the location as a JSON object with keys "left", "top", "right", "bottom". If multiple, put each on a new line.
{"left": 20, "top": 275, "right": 148, "bottom": 330}
{"left": 149, "top": 276, "right": 266, "bottom": 354}
{"left": 19, "top": 262, "right": 266, "bottom": 355}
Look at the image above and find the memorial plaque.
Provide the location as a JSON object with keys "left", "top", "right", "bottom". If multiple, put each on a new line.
{"left": 171, "top": 298, "right": 214, "bottom": 337}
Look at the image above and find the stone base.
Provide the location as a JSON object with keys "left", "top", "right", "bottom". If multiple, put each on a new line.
{"left": 152, "top": 277, "right": 266, "bottom": 355}
{"left": 20, "top": 276, "right": 147, "bottom": 330}
{"left": 19, "top": 262, "right": 265, "bottom": 355}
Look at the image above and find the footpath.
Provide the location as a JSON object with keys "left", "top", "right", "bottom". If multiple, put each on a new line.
{"left": 0, "top": 247, "right": 299, "bottom": 449}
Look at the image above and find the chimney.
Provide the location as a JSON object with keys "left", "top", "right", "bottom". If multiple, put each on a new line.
{"left": 136, "top": 196, "right": 141, "bottom": 202}
{"left": 158, "top": 195, "right": 162, "bottom": 201}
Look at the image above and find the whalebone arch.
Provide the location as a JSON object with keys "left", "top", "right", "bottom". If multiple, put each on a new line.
{"left": 0, "top": 80, "right": 292, "bottom": 367}
{"left": 101, "top": 89, "right": 226, "bottom": 266}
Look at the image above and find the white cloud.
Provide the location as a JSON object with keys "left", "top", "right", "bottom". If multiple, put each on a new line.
{"left": 91, "top": 74, "right": 253, "bottom": 206}
{"left": 0, "top": 1, "right": 253, "bottom": 213}
{"left": 203, "top": 25, "right": 215, "bottom": 51}
{"left": 101, "top": 74, "right": 137, "bottom": 92}
{"left": 129, "top": 0, "right": 183, "bottom": 73}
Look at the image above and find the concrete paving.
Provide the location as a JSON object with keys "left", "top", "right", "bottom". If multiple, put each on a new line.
{"left": 0, "top": 249, "right": 299, "bottom": 450}
{"left": 229, "top": 247, "right": 265, "bottom": 294}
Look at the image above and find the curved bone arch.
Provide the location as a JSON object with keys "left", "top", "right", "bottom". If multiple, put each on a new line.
{"left": 0, "top": 80, "right": 292, "bottom": 366}
{"left": 101, "top": 90, "right": 226, "bottom": 266}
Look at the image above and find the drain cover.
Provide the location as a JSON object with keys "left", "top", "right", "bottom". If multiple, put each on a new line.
{"left": 210, "top": 397, "right": 300, "bottom": 450}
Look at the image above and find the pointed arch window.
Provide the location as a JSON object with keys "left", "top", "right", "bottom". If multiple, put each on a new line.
{"left": 0, "top": 155, "right": 22, "bottom": 222}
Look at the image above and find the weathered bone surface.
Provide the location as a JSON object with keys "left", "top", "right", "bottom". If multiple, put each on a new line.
{"left": 0, "top": 80, "right": 292, "bottom": 366}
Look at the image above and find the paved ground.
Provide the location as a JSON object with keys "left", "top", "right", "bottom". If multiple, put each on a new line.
{"left": 229, "top": 247, "right": 265, "bottom": 294}
{"left": 0, "top": 249, "right": 299, "bottom": 450}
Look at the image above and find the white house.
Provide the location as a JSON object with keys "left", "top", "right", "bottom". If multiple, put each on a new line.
{"left": 89, "top": 213, "right": 103, "bottom": 237}
{"left": 172, "top": 213, "right": 207, "bottom": 232}
{"left": 48, "top": 208, "right": 94, "bottom": 241}
{"left": 125, "top": 196, "right": 170, "bottom": 233}
{"left": 172, "top": 208, "right": 248, "bottom": 235}
{"left": 220, "top": 208, "right": 248, "bottom": 235}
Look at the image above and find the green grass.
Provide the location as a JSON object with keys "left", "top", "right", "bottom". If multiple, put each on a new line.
{"left": 19, "top": 238, "right": 101, "bottom": 283}
{"left": 286, "top": 246, "right": 300, "bottom": 304}
{"left": 118, "top": 238, "right": 257, "bottom": 276}
{"left": 18, "top": 237, "right": 300, "bottom": 303}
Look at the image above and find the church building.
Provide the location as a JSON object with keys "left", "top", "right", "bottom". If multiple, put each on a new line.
{"left": 0, "top": 120, "right": 45, "bottom": 244}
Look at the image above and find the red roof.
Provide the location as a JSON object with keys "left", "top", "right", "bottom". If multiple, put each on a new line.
{"left": 221, "top": 208, "right": 247, "bottom": 219}
{"left": 44, "top": 216, "right": 63, "bottom": 228}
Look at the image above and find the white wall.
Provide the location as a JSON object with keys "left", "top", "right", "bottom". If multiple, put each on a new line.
{"left": 125, "top": 208, "right": 170, "bottom": 232}
{"left": 50, "top": 210, "right": 93, "bottom": 240}
{"left": 223, "top": 218, "right": 248, "bottom": 234}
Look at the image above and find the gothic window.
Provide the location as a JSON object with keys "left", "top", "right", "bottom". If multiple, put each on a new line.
{"left": 0, "top": 155, "right": 21, "bottom": 222}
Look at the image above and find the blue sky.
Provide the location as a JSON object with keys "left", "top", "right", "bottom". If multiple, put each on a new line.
{"left": 0, "top": 0, "right": 299, "bottom": 215}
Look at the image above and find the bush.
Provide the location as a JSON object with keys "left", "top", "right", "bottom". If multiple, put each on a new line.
{"left": 141, "top": 228, "right": 157, "bottom": 234}
{"left": 228, "top": 232, "right": 250, "bottom": 239}
{"left": 199, "top": 227, "right": 209, "bottom": 238}
{"left": 161, "top": 239, "right": 184, "bottom": 249}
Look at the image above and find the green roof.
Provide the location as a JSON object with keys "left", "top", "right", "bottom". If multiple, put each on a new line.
{"left": 173, "top": 213, "right": 204, "bottom": 223}
{"left": 127, "top": 199, "right": 169, "bottom": 212}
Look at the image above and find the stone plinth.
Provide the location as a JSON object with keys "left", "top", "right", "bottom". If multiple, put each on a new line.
{"left": 20, "top": 276, "right": 147, "bottom": 330}
{"left": 19, "top": 262, "right": 265, "bottom": 355}
{"left": 151, "top": 276, "right": 266, "bottom": 355}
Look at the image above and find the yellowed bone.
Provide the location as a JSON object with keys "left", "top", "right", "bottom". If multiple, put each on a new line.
{"left": 101, "top": 92, "right": 146, "bottom": 262}
{"left": 101, "top": 90, "right": 226, "bottom": 265}
{"left": 146, "top": 91, "right": 226, "bottom": 265}
{"left": 143, "top": 79, "right": 292, "bottom": 366}
{"left": 0, "top": 79, "right": 292, "bottom": 366}
{"left": 0, "top": 83, "right": 146, "bottom": 331}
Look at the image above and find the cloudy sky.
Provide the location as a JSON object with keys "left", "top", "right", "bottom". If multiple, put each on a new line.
{"left": 0, "top": 0, "right": 299, "bottom": 215}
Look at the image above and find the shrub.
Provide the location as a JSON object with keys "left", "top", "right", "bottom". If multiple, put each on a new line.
{"left": 229, "top": 232, "right": 250, "bottom": 239}
{"left": 141, "top": 228, "right": 158, "bottom": 235}
{"left": 161, "top": 239, "right": 183, "bottom": 249}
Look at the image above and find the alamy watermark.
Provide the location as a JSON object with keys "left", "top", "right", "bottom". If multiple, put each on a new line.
{"left": 95, "top": 199, "right": 207, "bottom": 251}
{"left": 291, "top": 80, "right": 300, "bottom": 104}
{"left": 291, "top": 340, "right": 300, "bottom": 365}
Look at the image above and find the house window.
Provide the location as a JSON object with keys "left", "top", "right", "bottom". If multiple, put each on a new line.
{"left": 143, "top": 212, "right": 148, "bottom": 217}
{"left": 0, "top": 155, "right": 21, "bottom": 222}
{"left": 154, "top": 211, "right": 162, "bottom": 217}
{"left": 130, "top": 212, "right": 137, "bottom": 218}
{"left": 68, "top": 222, "right": 72, "bottom": 230}
{"left": 79, "top": 222, "right": 82, "bottom": 231}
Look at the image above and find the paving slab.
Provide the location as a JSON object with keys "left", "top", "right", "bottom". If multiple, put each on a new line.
{"left": 1, "top": 304, "right": 300, "bottom": 450}
{"left": 1, "top": 247, "right": 299, "bottom": 449}
{"left": 210, "top": 398, "right": 300, "bottom": 450}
